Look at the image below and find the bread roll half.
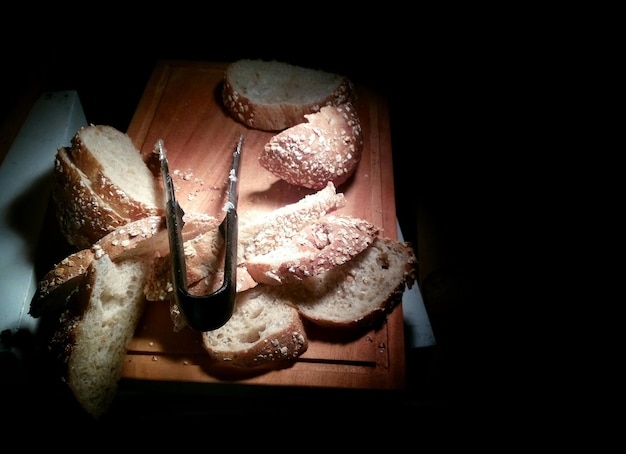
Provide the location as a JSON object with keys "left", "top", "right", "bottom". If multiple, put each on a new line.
{"left": 259, "top": 103, "right": 363, "bottom": 190}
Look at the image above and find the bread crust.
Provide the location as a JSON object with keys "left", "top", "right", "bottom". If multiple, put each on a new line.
{"left": 68, "top": 125, "right": 164, "bottom": 223}
{"left": 53, "top": 147, "right": 130, "bottom": 248}
{"left": 284, "top": 238, "right": 418, "bottom": 331}
{"left": 222, "top": 59, "right": 357, "bottom": 131}
{"left": 259, "top": 103, "right": 363, "bottom": 190}
{"left": 49, "top": 254, "right": 149, "bottom": 419}
{"left": 30, "top": 248, "right": 94, "bottom": 318}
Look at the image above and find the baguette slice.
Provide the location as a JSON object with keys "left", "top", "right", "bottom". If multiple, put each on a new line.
{"left": 30, "top": 214, "right": 218, "bottom": 318}
{"left": 53, "top": 146, "right": 130, "bottom": 248}
{"left": 49, "top": 254, "right": 148, "bottom": 419}
{"left": 281, "top": 237, "right": 418, "bottom": 331}
{"left": 30, "top": 215, "right": 164, "bottom": 318}
{"left": 259, "top": 103, "right": 363, "bottom": 190}
{"left": 244, "top": 215, "right": 379, "bottom": 285}
{"left": 201, "top": 287, "right": 308, "bottom": 368}
{"left": 222, "top": 59, "right": 357, "bottom": 131}
{"left": 238, "top": 181, "right": 345, "bottom": 263}
{"left": 68, "top": 124, "right": 164, "bottom": 221}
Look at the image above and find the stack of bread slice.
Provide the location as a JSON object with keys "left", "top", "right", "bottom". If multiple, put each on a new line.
{"left": 53, "top": 125, "right": 164, "bottom": 249}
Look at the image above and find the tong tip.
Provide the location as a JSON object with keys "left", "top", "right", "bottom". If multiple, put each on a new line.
{"left": 155, "top": 139, "right": 166, "bottom": 162}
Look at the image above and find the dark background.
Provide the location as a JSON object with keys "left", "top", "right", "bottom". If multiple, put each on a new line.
{"left": 1, "top": 9, "right": 540, "bottom": 431}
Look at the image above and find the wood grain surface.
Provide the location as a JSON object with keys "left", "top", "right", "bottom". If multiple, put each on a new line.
{"left": 121, "top": 60, "right": 405, "bottom": 389}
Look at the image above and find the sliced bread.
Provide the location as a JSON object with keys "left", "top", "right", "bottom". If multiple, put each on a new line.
{"left": 49, "top": 254, "right": 149, "bottom": 419}
{"left": 30, "top": 214, "right": 218, "bottom": 318}
{"left": 237, "top": 181, "right": 345, "bottom": 263}
{"left": 30, "top": 215, "right": 164, "bottom": 318}
{"left": 278, "top": 237, "right": 418, "bottom": 331}
{"left": 68, "top": 124, "right": 164, "bottom": 221}
{"left": 222, "top": 59, "right": 357, "bottom": 131}
{"left": 53, "top": 146, "right": 130, "bottom": 248}
{"left": 244, "top": 214, "right": 380, "bottom": 285}
{"left": 201, "top": 237, "right": 416, "bottom": 367}
{"left": 201, "top": 286, "right": 308, "bottom": 368}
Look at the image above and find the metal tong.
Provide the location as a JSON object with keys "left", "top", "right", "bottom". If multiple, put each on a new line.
{"left": 158, "top": 134, "right": 244, "bottom": 331}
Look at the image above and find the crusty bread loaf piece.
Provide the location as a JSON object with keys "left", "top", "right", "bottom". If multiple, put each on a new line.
{"left": 52, "top": 125, "right": 165, "bottom": 248}
{"left": 279, "top": 237, "right": 418, "bottom": 331}
{"left": 222, "top": 59, "right": 357, "bottom": 131}
{"left": 259, "top": 103, "right": 363, "bottom": 190}
{"left": 201, "top": 287, "right": 308, "bottom": 368}
{"left": 61, "top": 125, "right": 164, "bottom": 234}
{"left": 30, "top": 214, "right": 218, "bottom": 318}
{"left": 49, "top": 254, "right": 149, "bottom": 419}
{"left": 238, "top": 181, "right": 345, "bottom": 263}
{"left": 244, "top": 215, "right": 379, "bottom": 285}
{"left": 53, "top": 146, "right": 130, "bottom": 248}
{"left": 30, "top": 215, "right": 164, "bottom": 318}
{"left": 29, "top": 248, "right": 93, "bottom": 319}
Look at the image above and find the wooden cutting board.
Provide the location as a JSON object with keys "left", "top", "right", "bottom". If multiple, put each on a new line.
{"left": 121, "top": 60, "right": 405, "bottom": 389}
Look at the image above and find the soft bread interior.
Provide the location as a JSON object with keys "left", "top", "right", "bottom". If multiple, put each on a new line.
{"left": 67, "top": 255, "right": 148, "bottom": 418}
{"left": 201, "top": 287, "right": 308, "bottom": 367}
{"left": 227, "top": 59, "right": 346, "bottom": 104}
{"left": 285, "top": 238, "right": 416, "bottom": 325}
{"left": 76, "top": 125, "right": 162, "bottom": 210}
{"left": 203, "top": 289, "right": 297, "bottom": 350}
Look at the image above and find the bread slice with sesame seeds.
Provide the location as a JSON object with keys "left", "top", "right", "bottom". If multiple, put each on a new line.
{"left": 237, "top": 181, "right": 346, "bottom": 264}
{"left": 48, "top": 253, "right": 149, "bottom": 419}
{"left": 259, "top": 103, "right": 363, "bottom": 190}
{"left": 278, "top": 237, "right": 418, "bottom": 332}
{"left": 222, "top": 59, "right": 357, "bottom": 131}
{"left": 244, "top": 214, "right": 380, "bottom": 285}
{"left": 67, "top": 124, "right": 164, "bottom": 224}
{"left": 201, "top": 286, "right": 309, "bottom": 368}
{"left": 29, "top": 213, "right": 219, "bottom": 318}
{"left": 52, "top": 125, "right": 165, "bottom": 249}
{"left": 53, "top": 146, "right": 130, "bottom": 249}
